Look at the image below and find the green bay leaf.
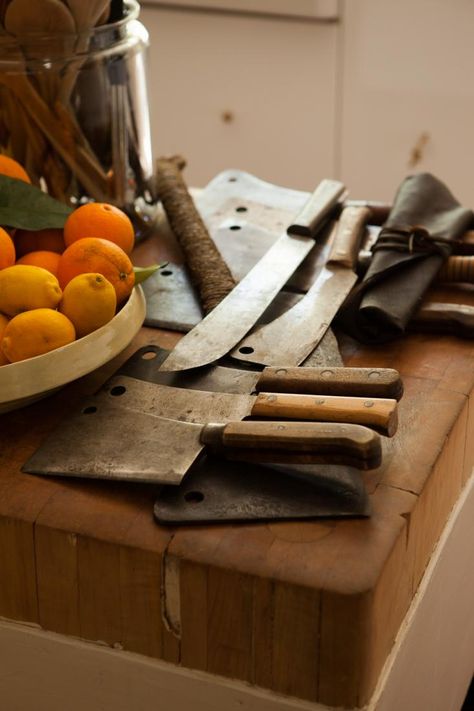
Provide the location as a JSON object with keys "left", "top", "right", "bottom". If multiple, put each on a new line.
{"left": 133, "top": 263, "right": 167, "bottom": 284}
{"left": 0, "top": 175, "right": 73, "bottom": 229}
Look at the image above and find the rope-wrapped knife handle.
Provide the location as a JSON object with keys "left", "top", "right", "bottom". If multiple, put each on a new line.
{"left": 155, "top": 155, "right": 236, "bottom": 314}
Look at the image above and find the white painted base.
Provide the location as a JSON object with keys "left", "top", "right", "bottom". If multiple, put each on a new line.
{"left": 1, "top": 472, "right": 474, "bottom": 711}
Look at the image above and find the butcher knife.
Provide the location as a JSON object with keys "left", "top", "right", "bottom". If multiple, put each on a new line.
{"left": 231, "top": 204, "right": 369, "bottom": 367}
{"left": 159, "top": 178, "right": 346, "bottom": 371}
{"left": 23, "top": 404, "right": 382, "bottom": 483}
{"left": 119, "top": 345, "right": 405, "bottom": 400}
{"left": 100, "top": 377, "right": 399, "bottom": 436}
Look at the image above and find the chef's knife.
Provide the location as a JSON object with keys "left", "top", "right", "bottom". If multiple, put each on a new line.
{"left": 23, "top": 404, "right": 383, "bottom": 483}
{"left": 231, "top": 205, "right": 369, "bottom": 367}
{"left": 101, "top": 377, "right": 399, "bottom": 436}
{"left": 159, "top": 179, "right": 346, "bottom": 372}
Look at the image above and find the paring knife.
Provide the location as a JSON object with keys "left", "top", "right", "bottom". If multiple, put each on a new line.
{"left": 101, "top": 377, "right": 399, "bottom": 436}
{"left": 231, "top": 205, "right": 369, "bottom": 367}
{"left": 159, "top": 178, "right": 346, "bottom": 372}
{"left": 23, "top": 404, "right": 383, "bottom": 484}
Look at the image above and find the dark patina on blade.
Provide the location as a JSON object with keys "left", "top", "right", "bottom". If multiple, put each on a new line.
{"left": 154, "top": 458, "right": 370, "bottom": 525}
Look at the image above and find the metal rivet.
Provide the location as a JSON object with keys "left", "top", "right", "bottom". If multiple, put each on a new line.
{"left": 368, "top": 370, "right": 381, "bottom": 379}
{"left": 321, "top": 370, "right": 334, "bottom": 378}
{"left": 364, "top": 401, "right": 374, "bottom": 408}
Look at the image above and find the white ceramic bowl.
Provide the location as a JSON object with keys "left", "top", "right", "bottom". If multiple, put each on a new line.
{"left": 0, "top": 285, "right": 146, "bottom": 414}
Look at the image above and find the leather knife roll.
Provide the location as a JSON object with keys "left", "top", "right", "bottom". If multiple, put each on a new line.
{"left": 336, "top": 173, "right": 473, "bottom": 343}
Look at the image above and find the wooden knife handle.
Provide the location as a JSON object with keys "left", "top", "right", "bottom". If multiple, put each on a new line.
{"left": 287, "top": 179, "right": 346, "bottom": 237}
{"left": 250, "top": 393, "right": 398, "bottom": 437}
{"left": 256, "top": 366, "right": 404, "bottom": 400}
{"left": 200, "top": 421, "right": 382, "bottom": 471}
{"left": 437, "top": 256, "right": 474, "bottom": 283}
{"left": 327, "top": 205, "right": 371, "bottom": 268}
{"left": 409, "top": 302, "right": 474, "bottom": 337}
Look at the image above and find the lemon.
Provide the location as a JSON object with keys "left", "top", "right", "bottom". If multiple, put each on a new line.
{"left": 0, "top": 264, "right": 62, "bottom": 316}
{"left": 2, "top": 309, "right": 76, "bottom": 362}
{"left": 59, "top": 272, "right": 117, "bottom": 338}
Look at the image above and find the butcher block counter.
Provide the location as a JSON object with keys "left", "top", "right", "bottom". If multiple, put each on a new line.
{"left": 1, "top": 221, "right": 474, "bottom": 710}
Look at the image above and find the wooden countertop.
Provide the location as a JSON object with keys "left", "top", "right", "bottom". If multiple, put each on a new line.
{"left": 1, "top": 224, "right": 473, "bottom": 708}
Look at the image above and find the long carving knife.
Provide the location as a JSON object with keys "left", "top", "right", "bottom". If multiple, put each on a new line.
{"left": 231, "top": 205, "right": 369, "bottom": 367}
{"left": 159, "top": 179, "right": 346, "bottom": 372}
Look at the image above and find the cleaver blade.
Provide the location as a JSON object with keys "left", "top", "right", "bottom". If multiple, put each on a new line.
{"left": 119, "top": 345, "right": 405, "bottom": 400}
{"left": 159, "top": 179, "right": 346, "bottom": 372}
{"left": 23, "top": 403, "right": 383, "bottom": 484}
{"left": 102, "top": 377, "right": 399, "bottom": 437}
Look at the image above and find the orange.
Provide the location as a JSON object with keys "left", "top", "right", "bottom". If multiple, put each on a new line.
{"left": 14, "top": 227, "right": 65, "bottom": 257}
{"left": 0, "top": 227, "right": 15, "bottom": 270}
{"left": 16, "top": 250, "right": 61, "bottom": 276}
{"left": 1, "top": 308, "right": 76, "bottom": 362}
{"left": 59, "top": 273, "right": 117, "bottom": 337}
{"left": 0, "top": 313, "right": 10, "bottom": 365}
{"left": 0, "top": 155, "right": 30, "bottom": 183}
{"left": 57, "top": 237, "right": 135, "bottom": 304}
{"left": 64, "top": 202, "right": 135, "bottom": 254}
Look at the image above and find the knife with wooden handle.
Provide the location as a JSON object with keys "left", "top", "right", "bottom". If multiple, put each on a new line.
{"left": 231, "top": 205, "right": 370, "bottom": 367}
{"left": 102, "top": 376, "right": 399, "bottom": 436}
{"left": 159, "top": 179, "right": 346, "bottom": 372}
{"left": 409, "top": 301, "right": 474, "bottom": 337}
{"left": 23, "top": 402, "right": 383, "bottom": 484}
{"left": 119, "top": 345, "right": 405, "bottom": 400}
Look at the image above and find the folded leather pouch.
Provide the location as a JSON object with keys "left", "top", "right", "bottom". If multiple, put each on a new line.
{"left": 336, "top": 172, "right": 474, "bottom": 344}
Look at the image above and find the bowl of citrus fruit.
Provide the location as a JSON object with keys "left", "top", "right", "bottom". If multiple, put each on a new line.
{"left": 0, "top": 156, "right": 154, "bottom": 413}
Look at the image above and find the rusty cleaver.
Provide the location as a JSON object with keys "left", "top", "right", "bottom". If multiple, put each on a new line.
{"left": 100, "top": 377, "right": 399, "bottom": 436}
{"left": 159, "top": 178, "right": 346, "bottom": 372}
{"left": 23, "top": 404, "right": 382, "bottom": 484}
{"left": 120, "top": 345, "right": 404, "bottom": 400}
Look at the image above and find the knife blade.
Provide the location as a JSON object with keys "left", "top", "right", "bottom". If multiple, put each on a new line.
{"left": 119, "top": 344, "right": 405, "bottom": 400}
{"left": 100, "top": 377, "right": 399, "bottom": 436}
{"left": 159, "top": 179, "right": 346, "bottom": 372}
{"left": 231, "top": 204, "right": 368, "bottom": 367}
{"left": 23, "top": 403, "right": 383, "bottom": 483}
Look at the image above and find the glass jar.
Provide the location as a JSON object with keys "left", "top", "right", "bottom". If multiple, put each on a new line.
{"left": 0, "top": 0, "right": 156, "bottom": 238}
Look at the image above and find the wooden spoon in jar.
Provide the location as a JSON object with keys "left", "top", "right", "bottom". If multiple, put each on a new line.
{"left": 65, "top": 0, "right": 111, "bottom": 31}
{"left": 4, "top": 0, "right": 76, "bottom": 103}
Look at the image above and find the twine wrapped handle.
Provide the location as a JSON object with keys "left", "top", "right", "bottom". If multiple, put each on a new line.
{"left": 155, "top": 155, "right": 236, "bottom": 315}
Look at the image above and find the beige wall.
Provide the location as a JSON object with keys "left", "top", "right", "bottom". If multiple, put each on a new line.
{"left": 140, "top": 0, "right": 474, "bottom": 205}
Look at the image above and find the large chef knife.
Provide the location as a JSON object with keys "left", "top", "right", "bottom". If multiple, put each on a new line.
{"left": 100, "top": 377, "right": 399, "bottom": 436}
{"left": 23, "top": 404, "right": 382, "bottom": 483}
{"left": 159, "top": 179, "right": 346, "bottom": 371}
{"left": 231, "top": 205, "right": 369, "bottom": 367}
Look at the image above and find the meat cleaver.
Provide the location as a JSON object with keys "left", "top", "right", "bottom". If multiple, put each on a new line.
{"left": 153, "top": 459, "right": 371, "bottom": 524}
{"left": 100, "top": 377, "right": 399, "bottom": 436}
{"left": 119, "top": 345, "right": 404, "bottom": 400}
{"left": 23, "top": 403, "right": 382, "bottom": 484}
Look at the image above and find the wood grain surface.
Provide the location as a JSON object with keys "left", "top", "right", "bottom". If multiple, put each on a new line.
{"left": 1, "top": 202, "right": 473, "bottom": 708}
